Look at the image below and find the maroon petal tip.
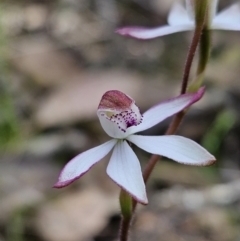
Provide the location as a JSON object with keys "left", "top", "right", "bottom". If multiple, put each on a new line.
{"left": 53, "top": 177, "right": 79, "bottom": 189}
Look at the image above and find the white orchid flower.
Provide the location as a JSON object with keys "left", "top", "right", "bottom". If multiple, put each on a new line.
{"left": 54, "top": 88, "right": 215, "bottom": 204}
{"left": 116, "top": 0, "right": 240, "bottom": 39}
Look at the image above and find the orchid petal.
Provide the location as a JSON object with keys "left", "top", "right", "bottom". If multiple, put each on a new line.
{"left": 128, "top": 135, "right": 216, "bottom": 166}
{"left": 107, "top": 141, "right": 148, "bottom": 204}
{"left": 212, "top": 3, "right": 240, "bottom": 31}
{"left": 116, "top": 24, "right": 193, "bottom": 40}
{"left": 127, "top": 87, "right": 205, "bottom": 135}
{"left": 97, "top": 113, "right": 128, "bottom": 139}
{"left": 168, "top": 2, "right": 193, "bottom": 26}
{"left": 54, "top": 139, "right": 117, "bottom": 188}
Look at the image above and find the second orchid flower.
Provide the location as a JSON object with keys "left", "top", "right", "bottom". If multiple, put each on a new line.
{"left": 117, "top": 0, "right": 240, "bottom": 39}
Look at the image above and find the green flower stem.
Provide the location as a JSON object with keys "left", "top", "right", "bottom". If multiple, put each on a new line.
{"left": 181, "top": 1, "right": 209, "bottom": 94}
{"left": 181, "top": 0, "right": 209, "bottom": 94}
{"left": 187, "top": 26, "right": 212, "bottom": 93}
{"left": 188, "top": 27, "right": 211, "bottom": 92}
{"left": 119, "top": 216, "right": 131, "bottom": 241}
{"left": 197, "top": 28, "right": 211, "bottom": 75}
{"left": 120, "top": 189, "right": 132, "bottom": 219}
{"left": 119, "top": 190, "right": 132, "bottom": 241}
{"left": 194, "top": 0, "right": 209, "bottom": 26}
{"left": 180, "top": 24, "right": 204, "bottom": 94}
{"left": 189, "top": 1, "right": 212, "bottom": 92}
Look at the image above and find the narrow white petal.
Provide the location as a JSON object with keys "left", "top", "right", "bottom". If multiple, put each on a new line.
{"left": 116, "top": 24, "right": 193, "bottom": 40}
{"left": 107, "top": 141, "right": 148, "bottom": 204}
{"left": 127, "top": 87, "right": 205, "bottom": 135}
{"left": 168, "top": 2, "right": 193, "bottom": 26}
{"left": 212, "top": 3, "right": 240, "bottom": 31}
{"left": 54, "top": 139, "right": 117, "bottom": 188}
{"left": 128, "top": 135, "right": 216, "bottom": 166}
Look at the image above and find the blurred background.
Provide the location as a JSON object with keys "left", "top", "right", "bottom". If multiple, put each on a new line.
{"left": 1, "top": 0, "right": 240, "bottom": 240}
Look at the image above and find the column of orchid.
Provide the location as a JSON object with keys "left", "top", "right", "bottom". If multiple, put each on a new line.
{"left": 54, "top": 1, "right": 240, "bottom": 241}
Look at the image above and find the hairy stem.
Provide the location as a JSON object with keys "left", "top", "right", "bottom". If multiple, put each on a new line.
{"left": 119, "top": 216, "right": 131, "bottom": 241}
{"left": 181, "top": 24, "right": 204, "bottom": 94}
{"left": 181, "top": 0, "right": 209, "bottom": 93}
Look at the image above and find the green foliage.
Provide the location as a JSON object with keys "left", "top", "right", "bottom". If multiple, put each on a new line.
{"left": 6, "top": 210, "right": 25, "bottom": 241}
{"left": 0, "top": 7, "right": 21, "bottom": 150}
{"left": 202, "top": 109, "right": 236, "bottom": 157}
{"left": 0, "top": 91, "right": 20, "bottom": 148}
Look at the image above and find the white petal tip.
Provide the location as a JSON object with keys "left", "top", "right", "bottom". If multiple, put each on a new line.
{"left": 178, "top": 157, "right": 217, "bottom": 166}
{"left": 120, "top": 186, "right": 148, "bottom": 205}
{"left": 173, "top": 148, "right": 216, "bottom": 167}
{"left": 115, "top": 27, "right": 132, "bottom": 35}
{"left": 129, "top": 190, "right": 148, "bottom": 205}
{"left": 110, "top": 177, "right": 149, "bottom": 205}
{"left": 53, "top": 181, "right": 71, "bottom": 188}
{"left": 53, "top": 175, "right": 83, "bottom": 188}
{"left": 197, "top": 158, "right": 217, "bottom": 166}
{"left": 116, "top": 27, "right": 149, "bottom": 39}
{"left": 138, "top": 198, "right": 148, "bottom": 205}
{"left": 180, "top": 158, "right": 216, "bottom": 166}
